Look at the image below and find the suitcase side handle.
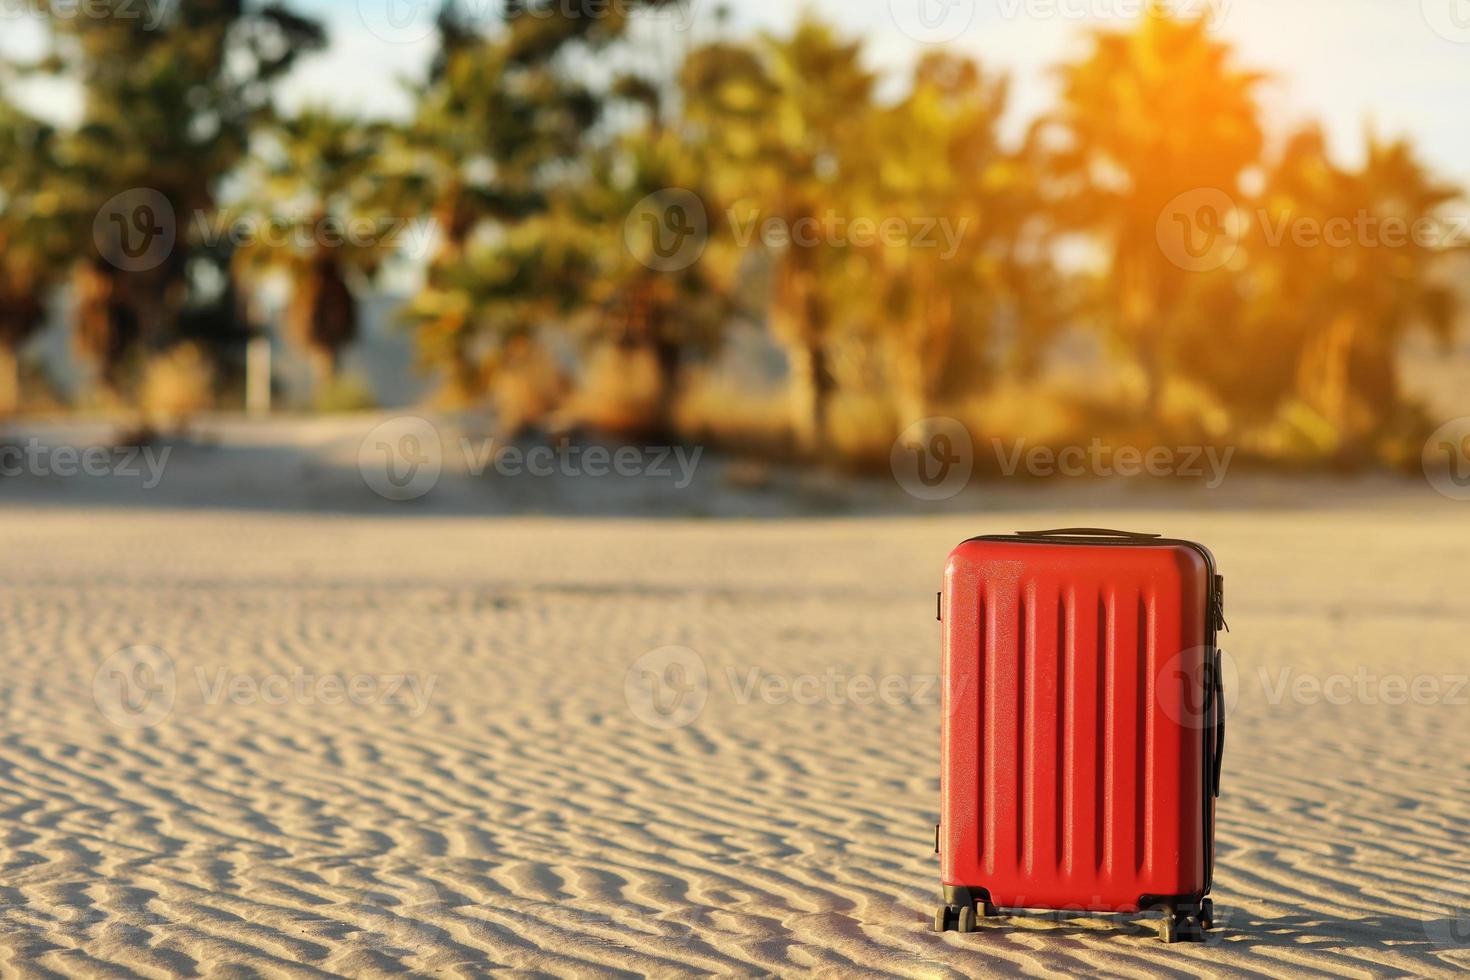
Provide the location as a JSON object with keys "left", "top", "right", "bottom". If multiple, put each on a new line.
{"left": 1211, "top": 649, "right": 1226, "bottom": 797}
{"left": 1015, "top": 527, "right": 1162, "bottom": 539}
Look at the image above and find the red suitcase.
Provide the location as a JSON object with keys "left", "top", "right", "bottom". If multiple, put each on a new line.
{"left": 934, "top": 528, "right": 1226, "bottom": 943}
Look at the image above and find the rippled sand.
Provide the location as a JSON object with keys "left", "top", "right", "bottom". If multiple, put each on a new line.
{"left": 0, "top": 421, "right": 1467, "bottom": 976}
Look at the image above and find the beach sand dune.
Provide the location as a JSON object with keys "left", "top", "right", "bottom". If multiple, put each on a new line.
{"left": 0, "top": 433, "right": 1467, "bottom": 975}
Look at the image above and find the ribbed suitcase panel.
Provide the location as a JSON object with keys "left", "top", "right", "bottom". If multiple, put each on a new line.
{"left": 942, "top": 540, "right": 1208, "bottom": 912}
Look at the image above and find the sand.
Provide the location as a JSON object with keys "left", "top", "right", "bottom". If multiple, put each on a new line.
{"left": 0, "top": 416, "right": 1467, "bottom": 977}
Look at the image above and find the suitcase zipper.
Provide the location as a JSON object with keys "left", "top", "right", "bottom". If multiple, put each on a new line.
{"left": 1214, "top": 574, "right": 1230, "bottom": 632}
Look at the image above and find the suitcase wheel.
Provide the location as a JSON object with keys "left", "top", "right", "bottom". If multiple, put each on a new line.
{"left": 1200, "top": 898, "right": 1214, "bottom": 931}
{"left": 1159, "top": 910, "right": 1206, "bottom": 944}
{"left": 932, "top": 902, "right": 983, "bottom": 933}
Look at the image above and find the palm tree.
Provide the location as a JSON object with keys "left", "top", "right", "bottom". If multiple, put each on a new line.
{"left": 573, "top": 127, "right": 735, "bottom": 437}
{"left": 233, "top": 111, "right": 392, "bottom": 392}
{"left": 1049, "top": 5, "right": 1263, "bottom": 417}
{"left": 682, "top": 20, "right": 877, "bottom": 455}
{"left": 396, "top": 0, "right": 683, "bottom": 406}
{"left": 1245, "top": 128, "right": 1462, "bottom": 449}
{"left": 860, "top": 53, "right": 1062, "bottom": 432}
{"left": 0, "top": 97, "right": 77, "bottom": 413}
{"left": 404, "top": 208, "right": 596, "bottom": 416}
{"left": 35, "top": 0, "right": 325, "bottom": 393}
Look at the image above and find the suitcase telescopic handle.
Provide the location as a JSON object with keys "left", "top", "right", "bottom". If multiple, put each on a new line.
{"left": 1016, "top": 528, "right": 1162, "bottom": 539}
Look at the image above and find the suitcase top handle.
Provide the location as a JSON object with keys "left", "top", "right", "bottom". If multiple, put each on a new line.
{"left": 1016, "top": 528, "right": 1161, "bottom": 539}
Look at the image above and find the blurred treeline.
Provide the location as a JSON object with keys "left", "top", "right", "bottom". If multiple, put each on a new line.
{"left": 0, "top": 1, "right": 1464, "bottom": 467}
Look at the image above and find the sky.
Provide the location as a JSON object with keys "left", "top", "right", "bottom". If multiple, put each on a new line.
{"left": 2, "top": 0, "right": 1468, "bottom": 188}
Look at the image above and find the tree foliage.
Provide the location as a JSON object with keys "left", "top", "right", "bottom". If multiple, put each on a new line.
{"left": 1048, "top": 7, "right": 1265, "bottom": 413}
{"left": 33, "top": 0, "right": 326, "bottom": 389}
{"left": 0, "top": 4, "right": 1462, "bottom": 463}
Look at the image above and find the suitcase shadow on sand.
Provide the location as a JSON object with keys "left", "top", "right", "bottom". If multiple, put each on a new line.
{"left": 1224, "top": 911, "right": 1467, "bottom": 960}
{"left": 959, "top": 909, "right": 1166, "bottom": 942}
{"left": 954, "top": 906, "right": 1465, "bottom": 964}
